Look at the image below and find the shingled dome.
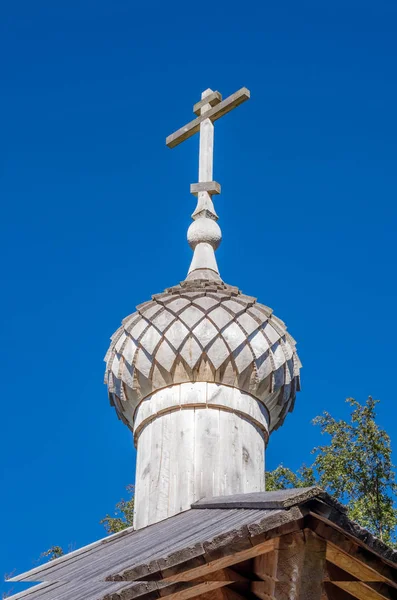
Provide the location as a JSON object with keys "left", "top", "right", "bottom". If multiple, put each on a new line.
{"left": 105, "top": 278, "right": 301, "bottom": 434}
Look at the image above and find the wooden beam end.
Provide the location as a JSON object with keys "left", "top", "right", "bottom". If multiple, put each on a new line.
{"left": 190, "top": 182, "right": 221, "bottom": 196}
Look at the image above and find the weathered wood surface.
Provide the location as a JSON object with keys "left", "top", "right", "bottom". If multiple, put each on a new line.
{"left": 151, "top": 568, "right": 248, "bottom": 600}
{"left": 193, "top": 487, "right": 331, "bottom": 510}
{"left": 309, "top": 514, "right": 397, "bottom": 588}
{"left": 253, "top": 537, "right": 279, "bottom": 597}
{"left": 298, "top": 530, "right": 327, "bottom": 600}
{"left": 330, "top": 582, "right": 387, "bottom": 600}
{"left": 252, "top": 530, "right": 326, "bottom": 600}
{"left": 152, "top": 580, "right": 231, "bottom": 600}
{"left": 106, "top": 279, "right": 301, "bottom": 446}
{"left": 252, "top": 532, "right": 304, "bottom": 600}
{"left": 198, "top": 90, "right": 214, "bottom": 183}
{"left": 220, "top": 590, "right": 249, "bottom": 600}
{"left": 327, "top": 543, "right": 393, "bottom": 583}
{"left": 193, "top": 91, "right": 222, "bottom": 116}
{"left": 9, "top": 488, "right": 397, "bottom": 600}
{"left": 159, "top": 568, "right": 247, "bottom": 596}
{"left": 162, "top": 539, "right": 274, "bottom": 584}
{"left": 166, "top": 88, "right": 250, "bottom": 148}
{"left": 323, "top": 581, "right": 356, "bottom": 600}
{"left": 190, "top": 182, "right": 221, "bottom": 196}
{"left": 134, "top": 383, "right": 267, "bottom": 529}
{"left": 195, "top": 591, "right": 226, "bottom": 600}
{"left": 133, "top": 383, "right": 270, "bottom": 438}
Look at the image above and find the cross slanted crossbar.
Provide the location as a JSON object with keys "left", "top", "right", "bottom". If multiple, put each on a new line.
{"left": 166, "top": 87, "right": 250, "bottom": 149}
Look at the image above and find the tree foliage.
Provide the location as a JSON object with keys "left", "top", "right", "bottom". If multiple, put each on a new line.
{"left": 40, "top": 486, "right": 135, "bottom": 561}
{"left": 39, "top": 546, "right": 65, "bottom": 561}
{"left": 266, "top": 397, "right": 397, "bottom": 545}
{"left": 41, "top": 396, "right": 397, "bottom": 562}
{"left": 100, "top": 484, "right": 135, "bottom": 534}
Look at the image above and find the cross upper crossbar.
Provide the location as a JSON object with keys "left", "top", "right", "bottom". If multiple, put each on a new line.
{"left": 166, "top": 87, "right": 250, "bottom": 149}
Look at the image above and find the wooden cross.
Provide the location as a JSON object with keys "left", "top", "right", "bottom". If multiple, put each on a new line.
{"left": 166, "top": 87, "right": 250, "bottom": 201}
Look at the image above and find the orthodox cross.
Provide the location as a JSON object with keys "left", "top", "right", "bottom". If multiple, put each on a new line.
{"left": 166, "top": 87, "right": 250, "bottom": 280}
{"left": 166, "top": 87, "right": 250, "bottom": 210}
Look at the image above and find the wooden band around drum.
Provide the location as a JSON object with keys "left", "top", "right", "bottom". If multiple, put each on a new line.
{"left": 132, "top": 382, "right": 270, "bottom": 445}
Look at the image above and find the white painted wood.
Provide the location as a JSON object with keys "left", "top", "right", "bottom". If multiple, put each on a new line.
{"left": 133, "top": 383, "right": 268, "bottom": 529}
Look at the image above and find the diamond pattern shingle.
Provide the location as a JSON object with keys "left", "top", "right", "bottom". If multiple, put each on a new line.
{"left": 105, "top": 280, "right": 301, "bottom": 432}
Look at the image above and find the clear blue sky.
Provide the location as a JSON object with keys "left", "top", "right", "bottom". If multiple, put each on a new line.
{"left": 2, "top": 0, "right": 397, "bottom": 594}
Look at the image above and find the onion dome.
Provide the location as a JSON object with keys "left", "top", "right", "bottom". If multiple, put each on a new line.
{"left": 105, "top": 278, "right": 300, "bottom": 433}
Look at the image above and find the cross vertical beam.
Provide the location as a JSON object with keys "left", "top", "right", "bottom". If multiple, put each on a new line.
{"left": 198, "top": 90, "right": 214, "bottom": 183}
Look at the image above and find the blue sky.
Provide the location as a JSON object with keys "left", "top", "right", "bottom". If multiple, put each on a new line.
{"left": 1, "top": 0, "right": 397, "bottom": 594}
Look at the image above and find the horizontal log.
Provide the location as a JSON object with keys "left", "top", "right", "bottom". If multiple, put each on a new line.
{"left": 308, "top": 514, "right": 397, "bottom": 589}
{"left": 158, "top": 568, "right": 248, "bottom": 600}
{"left": 158, "top": 579, "right": 233, "bottom": 600}
{"left": 327, "top": 543, "right": 391, "bottom": 583}
{"left": 332, "top": 582, "right": 387, "bottom": 600}
{"left": 162, "top": 539, "right": 274, "bottom": 583}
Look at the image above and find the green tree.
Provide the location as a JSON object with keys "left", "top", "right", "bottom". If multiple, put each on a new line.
{"left": 266, "top": 397, "right": 397, "bottom": 545}
{"left": 41, "top": 397, "right": 397, "bottom": 559}
{"left": 40, "top": 485, "right": 135, "bottom": 560}
{"left": 100, "top": 484, "right": 135, "bottom": 534}
{"left": 39, "top": 546, "right": 65, "bottom": 562}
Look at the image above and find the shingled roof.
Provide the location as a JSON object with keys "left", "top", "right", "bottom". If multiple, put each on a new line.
{"left": 7, "top": 488, "right": 397, "bottom": 600}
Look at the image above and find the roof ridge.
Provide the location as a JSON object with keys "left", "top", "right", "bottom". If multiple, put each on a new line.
{"left": 191, "top": 487, "right": 347, "bottom": 514}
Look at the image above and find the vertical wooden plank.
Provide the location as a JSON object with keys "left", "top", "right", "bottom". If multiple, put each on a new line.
{"left": 253, "top": 532, "right": 326, "bottom": 600}
{"left": 275, "top": 532, "right": 305, "bottom": 600}
{"left": 219, "top": 410, "right": 242, "bottom": 497}
{"left": 134, "top": 420, "right": 152, "bottom": 529}
{"left": 133, "top": 396, "right": 153, "bottom": 433}
{"left": 164, "top": 407, "right": 179, "bottom": 518}
{"left": 242, "top": 419, "right": 265, "bottom": 492}
{"left": 298, "top": 530, "right": 326, "bottom": 600}
{"left": 154, "top": 386, "right": 176, "bottom": 414}
{"left": 252, "top": 532, "right": 305, "bottom": 600}
{"left": 183, "top": 381, "right": 207, "bottom": 405}
{"left": 167, "top": 408, "right": 194, "bottom": 515}
{"left": 199, "top": 117, "right": 214, "bottom": 182}
{"left": 241, "top": 419, "right": 265, "bottom": 493}
{"left": 194, "top": 406, "right": 220, "bottom": 499}
{"left": 148, "top": 416, "right": 165, "bottom": 525}
{"left": 176, "top": 408, "right": 195, "bottom": 512}
{"left": 205, "top": 384, "right": 222, "bottom": 498}
{"left": 253, "top": 539, "right": 280, "bottom": 599}
{"left": 162, "top": 411, "right": 173, "bottom": 518}
{"left": 147, "top": 412, "right": 171, "bottom": 524}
